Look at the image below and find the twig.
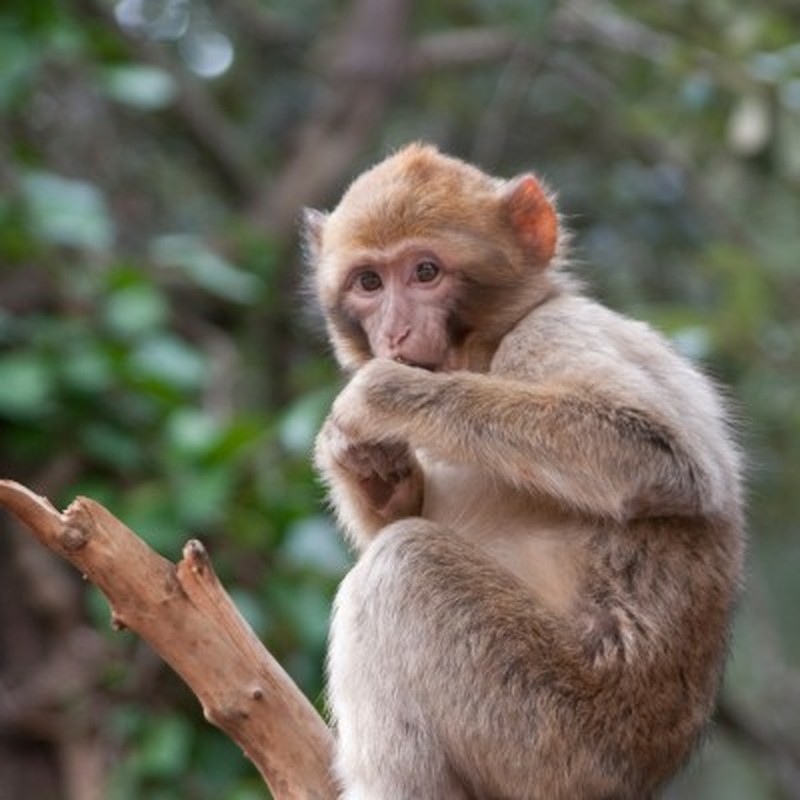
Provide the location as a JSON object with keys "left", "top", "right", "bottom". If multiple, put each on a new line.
{"left": 222, "top": 0, "right": 303, "bottom": 46}
{"left": 0, "top": 480, "right": 337, "bottom": 800}
{"left": 407, "top": 28, "right": 522, "bottom": 74}
{"left": 717, "top": 698, "right": 800, "bottom": 798}
{"left": 248, "top": 0, "right": 415, "bottom": 236}
{"left": 471, "top": 41, "right": 550, "bottom": 169}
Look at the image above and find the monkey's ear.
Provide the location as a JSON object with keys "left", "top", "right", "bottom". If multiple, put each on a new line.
{"left": 301, "top": 208, "right": 327, "bottom": 264}
{"left": 502, "top": 175, "right": 558, "bottom": 266}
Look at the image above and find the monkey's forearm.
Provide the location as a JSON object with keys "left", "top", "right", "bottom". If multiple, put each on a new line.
{"left": 355, "top": 366, "right": 707, "bottom": 522}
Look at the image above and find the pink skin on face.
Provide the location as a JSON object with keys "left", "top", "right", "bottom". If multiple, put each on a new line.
{"left": 343, "top": 248, "right": 456, "bottom": 370}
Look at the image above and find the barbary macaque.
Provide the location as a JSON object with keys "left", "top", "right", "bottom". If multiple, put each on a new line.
{"left": 305, "top": 143, "right": 744, "bottom": 799}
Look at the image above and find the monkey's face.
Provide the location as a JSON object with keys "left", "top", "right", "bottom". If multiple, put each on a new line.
{"left": 332, "top": 245, "right": 457, "bottom": 371}
{"left": 313, "top": 218, "right": 492, "bottom": 372}
{"left": 304, "top": 143, "right": 560, "bottom": 372}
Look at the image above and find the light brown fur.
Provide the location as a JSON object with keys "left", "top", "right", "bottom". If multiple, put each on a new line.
{"left": 306, "top": 143, "right": 744, "bottom": 799}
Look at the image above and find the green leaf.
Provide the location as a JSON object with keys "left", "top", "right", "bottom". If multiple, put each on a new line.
{"left": 0, "top": 310, "right": 16, "bottom": 345}
{"left": 209, "top": 416, "right": 267, "bottom": 463}
{"left": 172, "top": 466, "right": 234, "bottom": 527}
{"left": 127, "top": 335, "right": 207, "bottom": 391}
{"left": 150, "top": 234, "right": 263, "bottom": 303}
{"left": 60, "top": 340, "right": 113, "bottom": 392}
{"left": 82, "top": 423, "right": 143, "bottom": 470}
{"left": 101, "top": 64, "right": 177, "bottom": 110}
{"left": 228, "top": 588, "right": 267, "bottom": 635}
{"left": 278, "top": 387, "right": 335, "bottom": 455}
{"left": 275, "top": 580, "right": 332, "bottom": 650}
{"left": 0, "top": 32, "right": 40, "bottom": 109}
{"left": 104, "top": 283, "right": 169, "bottom": 339}
{"left": 21, "top": 171, "right": 115, "bottom": 251}
{"left": 136, "top": 714, "right": 192, "bottom": 779}
{"left": 0, "top": 352, "right": 54, "bottom": 419}
{"left": 279, "top": 515, "right": 349, "bottom": 575}
{"left": 166, "top": 408, "right": 223, "bottom": 458}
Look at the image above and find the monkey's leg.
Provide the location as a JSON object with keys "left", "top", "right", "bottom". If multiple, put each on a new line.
{"left": 327, "top": 521, "right": 475, "bottom": 799}
{"left": 327, "top": 519, "right": 630, "bottom": 800}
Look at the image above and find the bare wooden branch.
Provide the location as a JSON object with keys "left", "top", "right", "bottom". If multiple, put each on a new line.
{"left": 223, "top": 0, "right": 303, "bottom": 46}
{"left": 0, "top": 479, "right": 337, "bottom": 800}
{"left": 249, "top": 0, "right": 414, "bottom": 236}
{"left": 407, "top": 28, "right": 522, "bottom": 74}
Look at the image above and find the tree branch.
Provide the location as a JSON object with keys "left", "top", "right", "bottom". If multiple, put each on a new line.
{"left": 717, "top": 698, "right": 800, "bottom": 798}
{"left": 407, "top": 28, "right": 523, "bottom": 74}
{"left": 249, "top": 0, "right": 415, "bottom": 236}
{"left": 0, "top": 480, "right": 337, "bottom": 800}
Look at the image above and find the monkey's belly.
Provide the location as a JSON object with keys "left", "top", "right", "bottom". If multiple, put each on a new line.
{"left": 419, "top": 455, "right": 584, "bottom": 615}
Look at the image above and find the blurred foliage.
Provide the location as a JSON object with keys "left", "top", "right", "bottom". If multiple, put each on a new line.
{"left": 0, "top": 0, "right": 798, "bottom": 798}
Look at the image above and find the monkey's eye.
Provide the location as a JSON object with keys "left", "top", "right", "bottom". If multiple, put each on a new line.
{"left": 415, "top": 261, "right": 440, "bottom": 283}
{"left": 356, "top": 271, "right": 382, "bottom": 292}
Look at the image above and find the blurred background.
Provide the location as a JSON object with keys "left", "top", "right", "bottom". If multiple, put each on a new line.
{"left": 0, "top": 0, "right": 798, "bottom": 798}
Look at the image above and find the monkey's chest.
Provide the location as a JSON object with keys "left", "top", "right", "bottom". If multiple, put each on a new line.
{"left": 420, "top": 456, "right": 519, "bottom": 530}
{"left": 419, "top": 455, "right": 584, "bottom": 615}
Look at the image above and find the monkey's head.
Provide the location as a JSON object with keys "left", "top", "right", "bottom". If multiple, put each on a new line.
{"left": 304, "top": 143, "right": 561, "bottom": 372}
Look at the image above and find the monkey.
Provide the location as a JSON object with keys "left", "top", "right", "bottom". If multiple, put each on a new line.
{"left": 304, "top": 143, "right": 744, "bottom": 800}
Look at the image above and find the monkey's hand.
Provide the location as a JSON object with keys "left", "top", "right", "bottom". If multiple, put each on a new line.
{"left": 315, "top": 414, "right": 424, "bottom": 548}
{"left": 329, "top": 358, "right": 429, "bottom": 441}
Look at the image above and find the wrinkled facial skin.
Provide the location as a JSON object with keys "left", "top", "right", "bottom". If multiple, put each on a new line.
{"left": 339, "top": 246, "right": 458, "bottom": 371}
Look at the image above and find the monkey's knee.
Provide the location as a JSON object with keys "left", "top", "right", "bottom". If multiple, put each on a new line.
{"left": 329, "top": 517, "right": 492, "bottom": 712}
{"left": 329, "top": 517, "right": 462, "bottom": 698}
{"left": 332, "top": 518, "right": 440, "bottom": 632}
{"left": 329, "top": 520, "right": 470, "bottom": 798}
{"left": 358, "top": 516, "right": 444, "bottom": 570}
{"left": 368, "top": 516, "right": 444, "bottom": 556}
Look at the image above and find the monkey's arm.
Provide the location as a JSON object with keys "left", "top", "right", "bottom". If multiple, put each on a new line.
{"left": 315, "top": 416, "right": 424, "bottom": 549}
{"left": 332, "top": 359, "right": 716, "bottom": 523}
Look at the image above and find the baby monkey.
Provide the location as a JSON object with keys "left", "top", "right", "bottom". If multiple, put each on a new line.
{"left": 305, "top": 143, "right": 744, "bottom": 799}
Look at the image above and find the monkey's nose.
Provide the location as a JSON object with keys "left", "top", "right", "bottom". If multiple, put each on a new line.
{"left": 388, "top": 327, "right": 411, "bottom": 348}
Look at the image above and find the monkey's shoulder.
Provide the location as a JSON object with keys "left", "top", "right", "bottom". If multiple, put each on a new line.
{"left": 494, "top": 294, "right": 668, "bottom": 376}
{"left": 492, "top": 292, "right": 743, "bottom": 516}
{"left": 493, "top": 293, "right": 718, "bottom": 409}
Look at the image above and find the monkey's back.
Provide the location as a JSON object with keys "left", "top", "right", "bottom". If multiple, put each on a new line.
{"left": 413, "top": 293, "right": 744, "bottom": 795}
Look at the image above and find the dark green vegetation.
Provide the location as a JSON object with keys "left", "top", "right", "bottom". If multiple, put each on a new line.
{"left": 0, "top": 1, "right": 798, "bottom": 798}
